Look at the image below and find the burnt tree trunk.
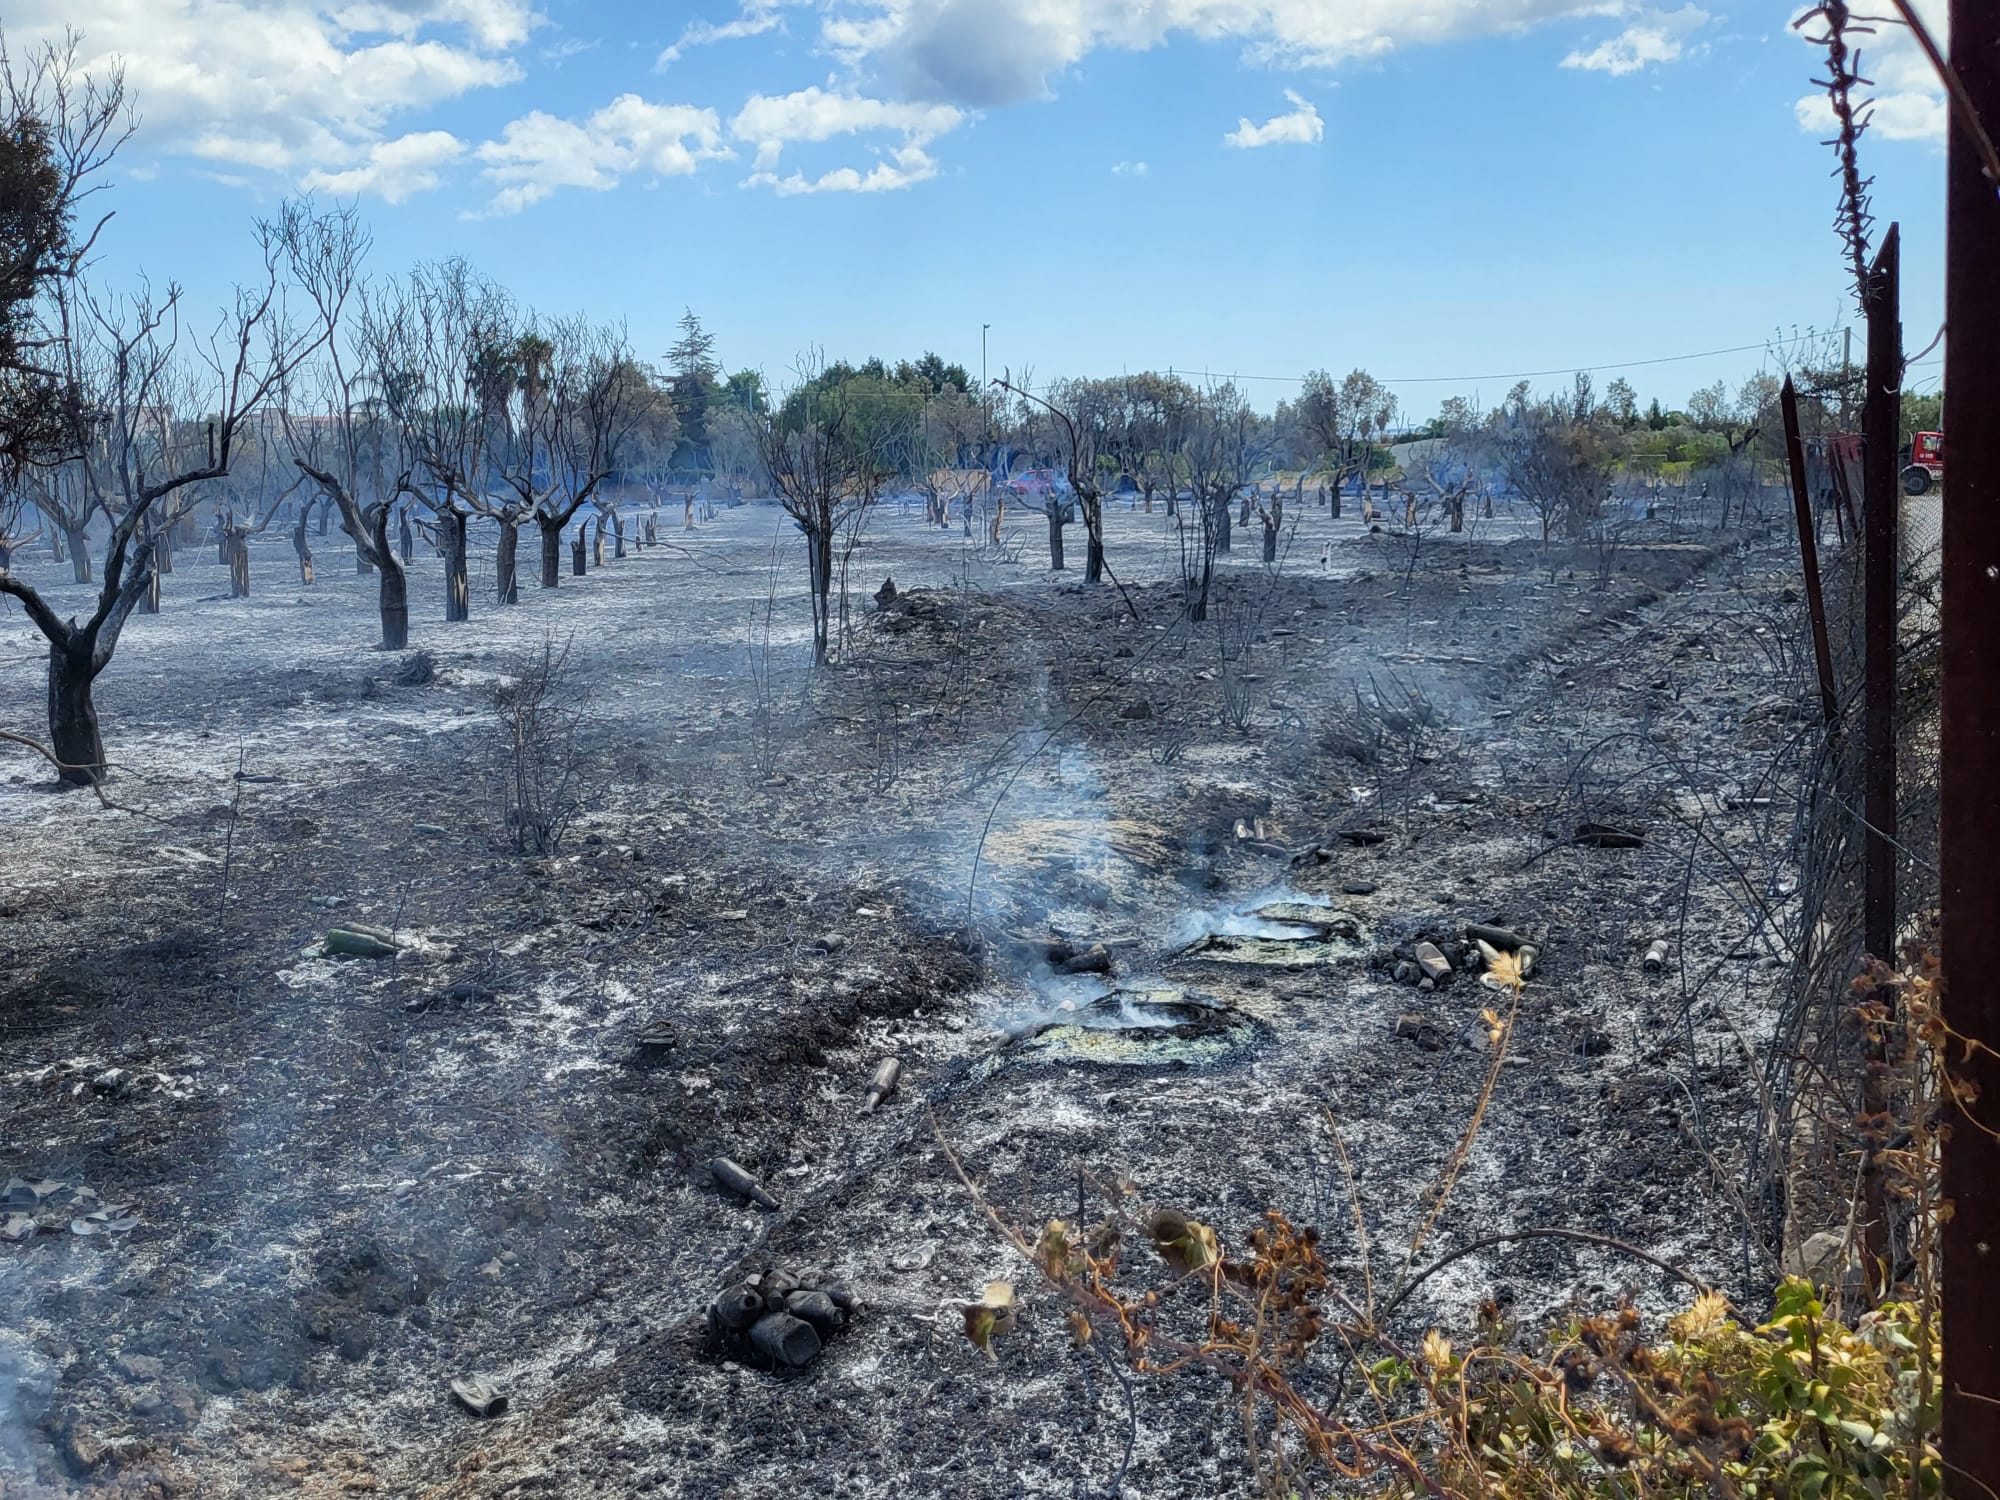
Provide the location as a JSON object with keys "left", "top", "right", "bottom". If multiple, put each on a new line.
{"left": 611, "top": 508, "right": 625, "bottom": 559}
{"left": 65, "top": 527, "right": 91, "bottom": 584}
{"left": 441, "top": 511, "right": 469, "bottom": 622}
{"left": 496, "top": 521, "right": 520, "bottom": 604}
{"left": 399, "top": 508, "right": 414, "bottom": 564}
{"left": 134, "top": 518, "right": 161, "bottom": 615}
{"left": 1262, "top": 522, "right": 1279, "bottom": 563}
{"left": 1046, "top": 510, "right": 1065, "bottom": 571}
{"left": 48, "top": 638, "right": 104, "bottom": 787}
{"left": 317, "top": 498, "right": 331, "bottom": 536}
{"left": 229, "top": 536, "right": 250, "bottom": 598}
{"left": 571, "top": 529, "right": 587, "bottom": 576}
{"left": 369, "top": 508, "right": 409, "bottom": 650}
{"left": 807, "top": 526, "right": 834, "bottom": 665}
{"left": 1450, "top": 492, "right": 1465, "bottom": 533}
{"left": 539, "top": 518, "right": 563, "bottom": 587}
{"left": 1213, "top": 497, "right": 1232, "bottom": 554}
{"left": 1187, "top": 554, "right": 1214, "bottom": 624}
{"left": 380, "top": 564, "right": 409, "bottom": 649}
{"left": 593, "top": 518, "right": 607, "bottom": 568}
{"left": 294, "top": 515, "right": 315, "bottom": 584}
{"left": 1082, "top": 499, "right": 1103, "bottom": 583}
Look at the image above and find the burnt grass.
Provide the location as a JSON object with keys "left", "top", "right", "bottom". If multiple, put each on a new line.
{"left": 0, "top": 505, "right": 1814, "bottom": 1498}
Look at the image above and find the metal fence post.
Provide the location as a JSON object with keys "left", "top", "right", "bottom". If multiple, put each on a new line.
{"left": 1782, "top": 378, "right": 1840, "bottom": 726}
{"left": 1861, "top": 224, "right": 1901, "bottom": 965}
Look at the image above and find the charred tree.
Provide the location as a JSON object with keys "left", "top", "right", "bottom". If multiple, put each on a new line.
{"left": 2, "top": 198, "right": 338, "bottom": 782}
{"left": 494, "top": 510, "right": 523, "bottom": 604}
{"left": 757, "top": 359, "right": 891, "bottom": 667}
{"left": 295, "top": 462, "right": 411, "bottom": 649}
{"left": 439, "top": 506, "right": 470, "bottom": 622}
{"left": 63, "top": 524, "right": 91, "bottom": 581}
{"left": 292, "top": 502, "right": 315, "bottom": 584}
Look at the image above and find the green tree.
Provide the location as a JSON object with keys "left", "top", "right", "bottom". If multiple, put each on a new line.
{"left": 1900, "top": 389, "right": 1942, "bottom": 447}
{"left": 0, "top": 38, "right": 128, "bottom": 484}
{"left": 721, "top": 367, "right": 767, "bottom": 415}
{"left": 666, "top": 308, "right": 719, "bottom": 473}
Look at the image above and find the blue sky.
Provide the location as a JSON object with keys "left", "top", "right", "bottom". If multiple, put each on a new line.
{"left": 18, "top": 0, "right": 1951, "bottom": 418}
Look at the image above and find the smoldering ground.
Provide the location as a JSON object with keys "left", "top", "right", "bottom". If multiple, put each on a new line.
{"left": 1, "top": 495, "right": 1797, "bottom": 1497}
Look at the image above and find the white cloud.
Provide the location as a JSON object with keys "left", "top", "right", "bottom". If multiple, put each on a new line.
{"left": 331, "top": 0, "right": 539, "bottom": 50}
{"left": 1224, "top": 90, "right": 1322, "bottom": 148}
{"left": 730, "top": 86, "right": 963, "bottom": 171}
{"left": 749, "top": 145, "right": 941, "bottom": 194}
{"left": 805, "top": 0, "right": 1638, "bottom": 107}
{"left": 1793, "top": 0, "right": 1949, "bottom": 143}
{"left": 1560, "top": 5, "right": 1708, "bottom": 76}
{"left": 5, "top": 0, "right": 530, "bottom": 194}
{"left": 300, "top": 129, "right": 465, "bottom": 201}
{"left": 1112, "top": 159, "right": 1147, "bottom": 176}
{"left": 657, "top": 9, "right": 785, "bottom": 68}
{"left": 475, "top": 95, "right": 730, "bottom": 213}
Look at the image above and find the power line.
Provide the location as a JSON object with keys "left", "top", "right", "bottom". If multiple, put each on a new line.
{"left": 1161, "top": 337, "right": 1854, "bottom": 389}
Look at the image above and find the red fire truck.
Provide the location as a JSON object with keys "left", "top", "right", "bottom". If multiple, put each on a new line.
{"left": 1902, "top": 431, "right": 1944, "bottom": 495}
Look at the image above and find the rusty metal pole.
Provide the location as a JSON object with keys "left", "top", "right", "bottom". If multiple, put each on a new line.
{"left": 1940, "top": 2, "right": 2000, "bottom": 1491}
{"left": 1857, "top": 226, "right": 1901, "bottom": 1288}
{"left": 1782, "top": 378, "right": 1840, "bottom": 726}
{"left": 1861, "top": 225, "right": 1901, "bottom": 963}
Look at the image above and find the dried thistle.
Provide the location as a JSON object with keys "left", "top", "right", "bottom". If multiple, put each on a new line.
{"left": 1793, "top": 2, "right": 1879, "bottom": 304}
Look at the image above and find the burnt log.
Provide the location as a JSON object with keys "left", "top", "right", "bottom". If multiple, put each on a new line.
{"left": 1573, "top": 823, "right": 1644, "bottom": 849}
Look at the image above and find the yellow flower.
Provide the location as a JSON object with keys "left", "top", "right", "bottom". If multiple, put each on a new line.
{"left": 1668, "top": 1291, "right": 1733, "bottom": 1342}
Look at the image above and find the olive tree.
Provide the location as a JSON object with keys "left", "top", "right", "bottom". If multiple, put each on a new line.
{"left": 0, "top": 209, "right": 336, "bottom": 783}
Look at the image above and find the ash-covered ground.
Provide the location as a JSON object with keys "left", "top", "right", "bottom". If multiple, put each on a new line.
{"left": 0, "top": 496, "right": 1810, "bottom": 1497}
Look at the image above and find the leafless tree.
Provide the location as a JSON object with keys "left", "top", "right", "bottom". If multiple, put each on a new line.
{"left": 506, "top": 318, "right": 644, "bottom": 590}
{"left": 492, "top": 633, "right": 595, "bottom": 854}
{"left": 0, "top": 493, "right": 40, "bottom": 569}
{"left": 1178, "top": 383, "right": 1259, "bottom": 623}
{"left": 16, "top": 464, "right": 98, "bottom": 581}
{"left": 1494, "top": 399, "right": 1615, "bottom": 544}
{"left": 211, "top": 429, "right": 302, "bottom": 598}
{"left": 0, "top": 207, "right": 335, "bottom": 784}
{"left": 988, "top": 372, "right": 1079, "bottom": 572}
{"left": 282, "top": 203, "right": 415, "bottom": 645}
{"left": 362, "top": 259, "right": 513, "bottom": 623}
{"left": 757, "top": 356, "right": 892, "bottom": 666}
